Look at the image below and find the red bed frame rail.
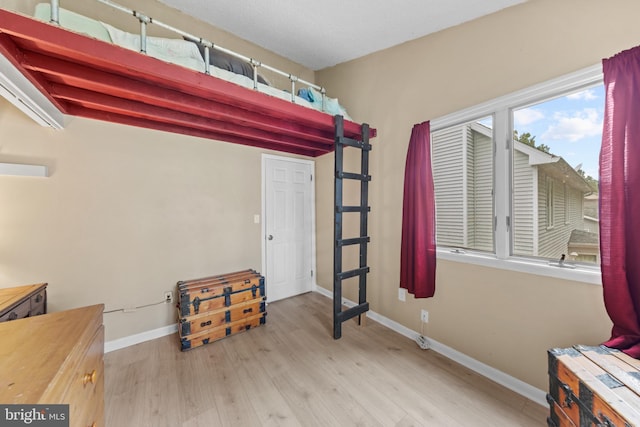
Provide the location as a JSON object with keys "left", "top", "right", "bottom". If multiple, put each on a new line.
{"left": 0, "top": 8, "right": 376, "bottom": 157}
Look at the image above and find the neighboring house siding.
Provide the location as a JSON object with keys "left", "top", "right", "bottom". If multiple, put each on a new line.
{"left": 465, "top": 126, "right": 474, "bottom": 247}
{"left": 584, "top": 217, "right": 598, "bottom": 233}
{"left": 537, "top": 172, "right": 582, "bottom": 259}
{"left": 565, "top": 186, "right": 584, "bottom": 231}
{"left": 513, "top": 149, "right": 535, "bottom": 256}
{"left": 583, "top": 196, "right": 598, "bottom": 219}
{"left": 433, "top": 126, "right": 465, "bottom": 247}
{"left": 583, "top": 195, "right": 599, "bottom": 233}
{"left": 471, "top": 130, "right": 493, "bottom": 251}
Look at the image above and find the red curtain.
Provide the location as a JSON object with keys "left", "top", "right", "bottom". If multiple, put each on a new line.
{"left": 600, "top": 46, "right": 640, "bottom": 358}
{"left": 400, "top": 121, "right": 436, "bottom": 298}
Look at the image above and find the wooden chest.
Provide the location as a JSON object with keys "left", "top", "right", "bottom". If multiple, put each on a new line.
{"left": 0, "top": 283, "right": 47, "bottom": 322}
{"left": 179, "top": 312, "right": 266, "bottom": 351}
{"left": 177, "top": 269, "right": 265, "bottom": 316}
{"left": 177, "top": 270, "right": 266, "bottom": 351}
{"left": 547, "top": 345, "right": 640, "bottom": 427}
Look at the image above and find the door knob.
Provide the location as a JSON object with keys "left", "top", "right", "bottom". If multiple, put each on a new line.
{"left": 267, "top": 235, "right": 273, "bottom": 240}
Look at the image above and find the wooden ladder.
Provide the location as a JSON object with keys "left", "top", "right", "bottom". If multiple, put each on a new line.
{"left": 333, "top": 115, "right": 371, "bottom": 339}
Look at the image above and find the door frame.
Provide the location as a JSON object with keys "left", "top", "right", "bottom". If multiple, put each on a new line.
{"left": 261, "top": 154, "right": 317, "bottom": 296}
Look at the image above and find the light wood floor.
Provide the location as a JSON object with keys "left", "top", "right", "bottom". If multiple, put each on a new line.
{"left": 105, "top": 292, "right": 547, "bottom": 426}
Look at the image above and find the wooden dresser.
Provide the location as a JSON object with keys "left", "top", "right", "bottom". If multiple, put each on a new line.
{"left": 0, "top": 304, "right": 105, "bottom": 427}
{"left": 0, "top": 283, "right": 47, "bottom": 321}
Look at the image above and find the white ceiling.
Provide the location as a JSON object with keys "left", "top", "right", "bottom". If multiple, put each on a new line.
{"left": 158, "top": 0, "right": 527, "bottom": 71}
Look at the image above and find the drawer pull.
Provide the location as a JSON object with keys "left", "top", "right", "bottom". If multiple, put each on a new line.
{"left": 243, "top": 308, "right": 253, "bottom": 314}
{"left": 8, "top": 312, "right": 18, "bottom": 321}
{"left": 82, "top": 370, "right": 97, "bottom": 385}
{"left": 200, "top": 320, "right": 211, "bottom": 327}
{"left": 35, "top": 294, "right": 43, "bottom": 303}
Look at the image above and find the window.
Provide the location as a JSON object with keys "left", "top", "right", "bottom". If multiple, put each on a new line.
{"left": 512, "top": 88, "right": 603, "bottom": 265}
{"left": 431, "top": 65, "right": 603, "bottom": 275}
{"left": 432, "top": 116, "right": 494, "bottom": 252}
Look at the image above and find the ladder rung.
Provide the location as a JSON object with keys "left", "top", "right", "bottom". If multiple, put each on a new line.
{"left": 336, "top": 302, "right": 369, "bottom": 323}
{"left": 337, "top": 237, "right": 370, "bottom": 247}
{"left": 337, "top": 136, "right": 372, "bottom": 151}
{"left": 337, "top": 206, "right": 370, "bottom": 213}
{"left": 337, "top": 267, "right": 370, "bottom": 281}
{"left": 337, "top": 172, "right": 371, "bottom": 181}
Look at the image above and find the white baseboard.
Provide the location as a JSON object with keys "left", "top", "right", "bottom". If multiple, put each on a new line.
{"left": 104, "top": 323, "right": 177, "bottom": 353}
{"left": 313, "top": 286, "right": 547, "bottom": 408}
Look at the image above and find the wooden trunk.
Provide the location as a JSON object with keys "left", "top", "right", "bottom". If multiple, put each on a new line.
{"left": 178, "top": 297, "right": 266, "bottom": 336}
{"left": 179, "top": 312, "right": 266, "bottom": 351}
{"left": 547, "top": 345, "right": 640, "bottom": 427}
{"left": 177, "top": 269, "right": 257, "bottom": 287}
{"left": 177, "top": 269, "right": 266, "bottom": 351}
{"left": 177, "top": 270, "right": 265, "bottom": 317}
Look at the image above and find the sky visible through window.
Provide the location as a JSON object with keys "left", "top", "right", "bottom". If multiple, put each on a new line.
{"left": 513, "top": 84, "right": 604, "bottom": 181}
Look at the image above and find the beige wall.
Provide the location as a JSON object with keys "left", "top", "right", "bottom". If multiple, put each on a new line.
{"left": 0, "top": 0, "right": 314, "bottom": 341}
{"left": 315, "top": 0, "right": 640, "bottom": 391}
{"left": 0, "top": 98, "right": 268, "bottom": 339}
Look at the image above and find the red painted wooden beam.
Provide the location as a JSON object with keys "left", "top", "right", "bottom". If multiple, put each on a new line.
{"left": 0, "top": 33, "right": 67, "bottom": 112}
{"left": 66, "top": 106, "right": 323, "bottom": 157}
{"left": 51, "top": 83, "right": 335, "bottom": 155}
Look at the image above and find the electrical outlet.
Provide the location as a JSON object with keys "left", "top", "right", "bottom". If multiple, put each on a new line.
{"left": 164, "top": 291, "right": 173, "bottom": 304}
{"left": 421, "top": 309, "right": 429, "bottom": 323}
{"left": 398, "top": 288, "right": 406, "bottom": 302}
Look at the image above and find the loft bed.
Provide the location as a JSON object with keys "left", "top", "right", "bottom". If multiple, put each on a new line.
{"left": 0, "top": 1, "right": 376, "bottom": 157}
{"left": 0, "top": 1, "right": 375, "bottom": 338}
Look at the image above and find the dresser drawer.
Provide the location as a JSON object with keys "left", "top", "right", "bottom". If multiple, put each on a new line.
{"left": 0, "top": 298, "right": 30, "bottom": 321}
{"left": 0, "top": 304, "right": 104, "bottom": 427}
{"left": 29, "top": 289, "right": 46, "bottom": 316}
{"left": 62, "top": 325, "right": 104, "bottom": 427}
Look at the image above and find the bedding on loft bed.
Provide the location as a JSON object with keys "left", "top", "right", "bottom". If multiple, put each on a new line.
{"left": 32, "top": 3, "right": 352, "bottom": 120}
{"left": 0, "top": 5, "right": 375, "bottom": 157}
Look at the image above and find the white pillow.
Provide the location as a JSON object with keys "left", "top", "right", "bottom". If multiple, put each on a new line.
{"left": 33, "top": 3, "right": 112, "bottom": 43}
{"left": 101, "top": 22, "right": 206, "bottom": 73}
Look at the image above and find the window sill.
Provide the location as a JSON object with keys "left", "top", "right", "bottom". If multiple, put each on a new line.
{"left": 436, "top": 248, "right": 602, "bottom": 285}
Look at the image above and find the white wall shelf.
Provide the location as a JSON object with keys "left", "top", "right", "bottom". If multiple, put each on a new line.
{"left": 0, "top": 162, "right": 48, "bottom": 177}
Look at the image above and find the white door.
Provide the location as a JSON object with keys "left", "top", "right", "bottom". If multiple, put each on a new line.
{"left": 263, "top": 155, "right": 314, "bottom": 302}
